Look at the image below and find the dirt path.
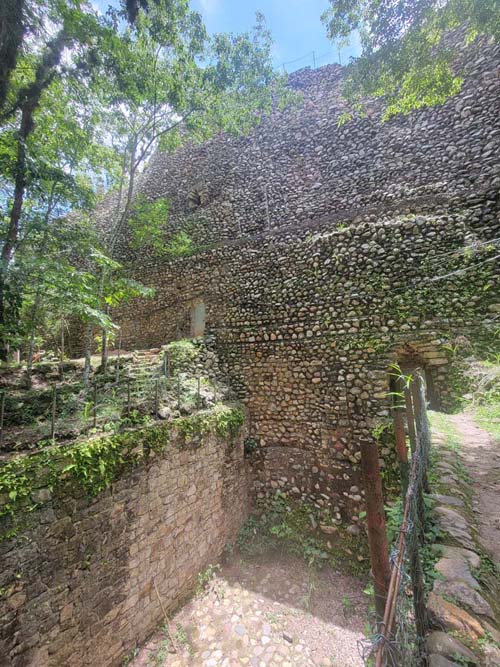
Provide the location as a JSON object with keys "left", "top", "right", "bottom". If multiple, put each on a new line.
{"left": 450, "top": 412, "right": 500, "bottom": 569}
{"left": 130, "top": 553, "right": 369, "bottom": 667}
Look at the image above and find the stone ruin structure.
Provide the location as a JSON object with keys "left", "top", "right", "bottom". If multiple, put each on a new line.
{"left": 1, "top": 33, "right": 500, "bottom": 667}
{"left": 101, "top": 35, "right": 499, "bottom": 524}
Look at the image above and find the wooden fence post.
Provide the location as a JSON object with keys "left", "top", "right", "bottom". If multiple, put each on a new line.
{"left": 393, "top": 378, "right": 409, "bottom": 497}
{"left": 360, "top": 435, "right": 391, "bottom": 621}
{"left": 404, "top": 385, "right": 417, "bottom": 455}
{"left": 155, "top": 378, "right": 159, "bottom": 418}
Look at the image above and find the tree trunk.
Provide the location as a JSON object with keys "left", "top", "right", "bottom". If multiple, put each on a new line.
{"left": 83, "top": 323, "right": 93, "bottom": 386}
{"left": 24, "top": 187, "right": 57, "bottom": 385}
{"left": 99, "top": 134, "right": 137, "bottom": 374}
{"left": 0, "top": 29, "right": 68, "bottom": 360}
{"left": 0, "top": 103, "right": 30, "bottom": 361}
{"left": 100, "top": 304, "right": 110, "bottom": 373}
{"left": 25, "top": 291, "right": 42, "bottom": 388}
{"left": 0, "top": 0, "right": 26, "bottom": 112}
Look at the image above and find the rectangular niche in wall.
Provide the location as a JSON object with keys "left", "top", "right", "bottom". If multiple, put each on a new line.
{"left": 190, "top": 298, "right": 206, "bottom": 337}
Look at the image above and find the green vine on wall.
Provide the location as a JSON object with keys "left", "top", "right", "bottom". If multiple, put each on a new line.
{"left": 0, "top": 405, "right": 244, "bottom": 540}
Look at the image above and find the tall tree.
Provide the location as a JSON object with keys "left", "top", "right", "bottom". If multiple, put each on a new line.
{"left": 81, "top": 4, "right": 290, "bottom": 376}
{"left": 1, "top": 0, "right": 290, "bottom": 375}
{"left": 321, "top": 0, "right": 500, "bottom": 118}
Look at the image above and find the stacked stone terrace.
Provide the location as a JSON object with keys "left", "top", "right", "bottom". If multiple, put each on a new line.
{"left": 104, "top": 35, "right": 499, "bottom": 524}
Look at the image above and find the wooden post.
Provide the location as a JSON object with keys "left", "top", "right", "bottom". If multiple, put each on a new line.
{"left": 404, "top": 386, "right": 417, "bottom": 454}
{"left": 411, "top": 373, "right": 430, "bottom": 532}
{"left": 393, "top": 378, "right": 409, "bottom": 497}
{"left": 410, "top": 546, "right": 429, "bottom": 643}
{"left": 50, "top": 386, "right": 57, "bottom": 441}
{"left": 0, "top": 392, "right": 5, "bottom": 447}
{"left": 127, "top": 376, "right": 131, "bottom": 416}
{"left": 155, "top": 378, "right": 159, "bottom": 418}
{"left": 360, "top": 435, "right": 391, "bottom": 621}
{"left": 177, "top": 376, "right": 181, "bottom": 410}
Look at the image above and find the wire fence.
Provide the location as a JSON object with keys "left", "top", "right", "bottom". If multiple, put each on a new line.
{"left": 0, "top": 351, "right": 223, "bottom": 454}
{"left": 279, "top": 47, "right": 346, "bottom": 73}
{"left": 361, "top": 370, "right": 432, "bottom": 667}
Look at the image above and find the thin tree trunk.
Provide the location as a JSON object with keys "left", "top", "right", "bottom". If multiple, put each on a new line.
{"left": 100, "top": 304, "right": 110, "bottom": 373}
{"left": 24, "top": 186, "right": 57, "bottom": 386}
{"left": 99, "top": 134, "right": 137, "bottom": 374}
{"left": 0, "top": 105, "right": 30, "bottom": 361}
{"left": 83, "top": 323, "right": 93, "bottom": 386}
{"left": 59, "top": 317, "right": 65, "bottom": 380}
{"left": 25, "top": 291, "right": 42, "bottom": 388}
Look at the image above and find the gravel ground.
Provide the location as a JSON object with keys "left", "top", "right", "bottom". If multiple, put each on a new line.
{"left": 130, "top": 552, "right": 370, "bottom": 667}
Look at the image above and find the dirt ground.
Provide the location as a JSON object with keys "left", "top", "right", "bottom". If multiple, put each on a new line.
{"left": 130, "top": 552, "right": 370, "bottom": 667}
{"left": 450, "top": 412, "right": 500, "bottom": 569}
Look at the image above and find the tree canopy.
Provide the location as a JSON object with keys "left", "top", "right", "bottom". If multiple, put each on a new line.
{"left": 322, "top": 0, "right": 500, "bottom": 118}
{"left": 0, "top": 0, "right": 289, "bottom": 370}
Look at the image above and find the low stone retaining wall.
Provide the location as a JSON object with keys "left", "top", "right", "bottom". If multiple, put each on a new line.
{"left": 426, "top": 429, "right": 500, "bottom": 667}
{"left": 0, "top": 408, "right": 250, "bottom": 667}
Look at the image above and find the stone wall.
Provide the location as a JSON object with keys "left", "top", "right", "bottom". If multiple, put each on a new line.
{"left": 426, "top": 425, "right": 500, "bottom": 667}
{"left": 85, "top": 34, "right": 500, "bottom": 523}
{"left": 98, "top": 34, "right": 499, "bottom": 262}
{"left": 0, "top": 420, "right": 250, "bottom": 667}
{"left": 113, "top": 197, "right": 499, "bottom": 523}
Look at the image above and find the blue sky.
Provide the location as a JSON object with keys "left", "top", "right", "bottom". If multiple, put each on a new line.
{"left": 95, "top": 0, "right": 360, "bottom": 72}
{"left": 191, "top": 0, "right": 360, "bottom": 71}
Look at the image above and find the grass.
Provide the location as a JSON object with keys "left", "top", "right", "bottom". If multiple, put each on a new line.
{"left": 428, "top": 410, "right": 462, "bottom": 451}
{"left": 474, "top": 402, "right": 500, "bottom": 442}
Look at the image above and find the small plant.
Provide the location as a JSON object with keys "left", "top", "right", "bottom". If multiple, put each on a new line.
{"left": 196, "top": 563, "right": 220, "bottom": 594}
{"left": 174, "top": 624, "right": 194, "bottom": 656}
{"left": 236, "top": 492, "right": 364, "bottom": 571}
{"left": 149, "top": 624, "right": 173, "bottom": 666}
{"left": 341, "top": 595, "right": 355, "bottom": 617}
{"left": 121, "top": 647, "right": 139, "bottom": 666}
{"left": 265, "top": 611, "right": 280, "bottom": 625}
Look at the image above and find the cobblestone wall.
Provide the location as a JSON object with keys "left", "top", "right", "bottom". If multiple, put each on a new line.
{"left": 96, "top": 35, "right": 500, "bottom": 261}
{"left": 89, "top": 35, "right": 500, "bottom": 524}
{"left": 0, "top": 427, "right": 250, "bottom": 667}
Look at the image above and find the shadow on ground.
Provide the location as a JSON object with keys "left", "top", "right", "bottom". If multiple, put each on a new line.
{"left": 130, "top": 551, "right": 371, "bottom": 667}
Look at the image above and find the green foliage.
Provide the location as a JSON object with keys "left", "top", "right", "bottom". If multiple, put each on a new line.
{"left": 174, "top": 405, "right": 244, "bottom": 442}
{"left": 214, "top": 405, "right": 245, "bottom": 438}
{"left": 237, "top": 491, "right": 368, "bottom": 572}
{"left": 129, "top": 195, "right": 170, "bottom": 254}
{"left": 165, "top": 339, "right": 199, "bottom": 373}
{"left": 166, "top": 231, "right": 197, "bottom": 258}
{"left": 121, "top": 647, "right": 139, "bottom": 667}
{"left": 322, "top": 0, "right": 499, "bottom": 118}
{"left": 150, "top": 632, "right": 171, "bottom": 666}
{"left": 0, "top": 404, "right": 244, "bottom": 539}
{"left": 196, "top": 563, "right": 220, "bottom": 594}
{"left": 174, "top": 624, "right": 193, "bottom": 656}
{"left": 1, "top": 0, "right": 291, "bottom": 363}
